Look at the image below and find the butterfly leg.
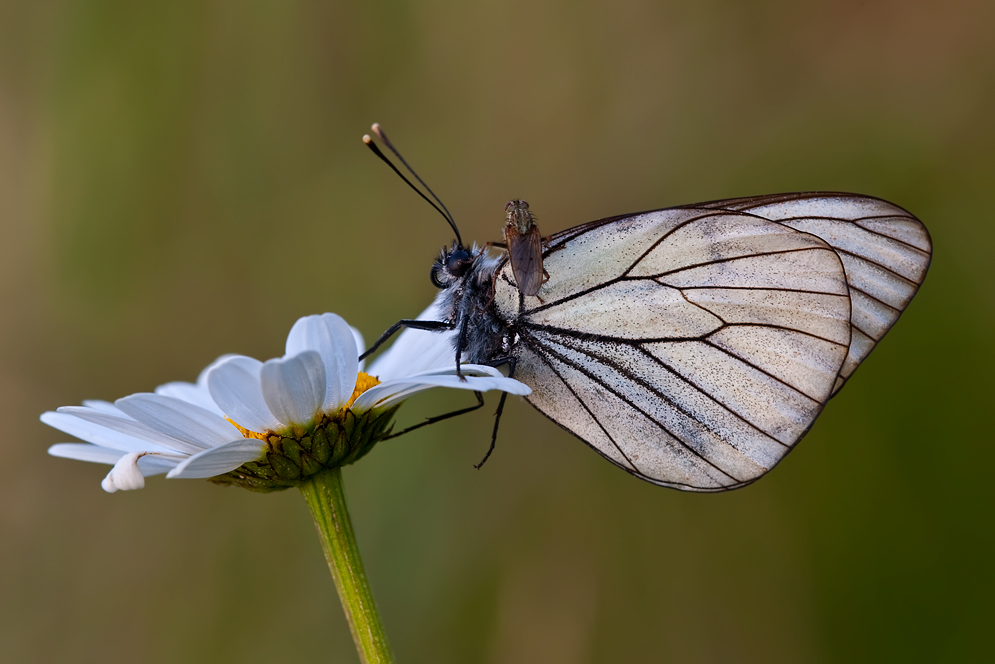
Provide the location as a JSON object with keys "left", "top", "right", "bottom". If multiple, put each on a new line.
{"left": 380, "top": 391, "right": 485, "bottom": 441}
{"left": 359, "top": 319, "right": 454, "bottom": 361}
{"left": 473, "top": 356, "right": 517, "bottom": 469}
{"left": 453, "top": 313, "right": 471, "bottom": 381}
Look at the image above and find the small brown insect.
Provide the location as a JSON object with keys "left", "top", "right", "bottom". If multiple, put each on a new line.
{"left": 503, "top": 199, "right": 548, "bottom": 296}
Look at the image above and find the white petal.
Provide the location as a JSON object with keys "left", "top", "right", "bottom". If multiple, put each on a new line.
{"left": 166, "top": 438, "right": 268, "bottom": 479}
{"left": 352, "top": 369, "right": 531, "bottom": 412}
{"left": 154, "top": 355, "right": 237, "bottom": 416}
{"left": 206, "top": 356, "right": 282, "bottom": 434}
{"left": 155, "top": 381, "right": 223, "bottom": 415}
{"left": 49, "top": 442, "right": 182, "bottom": 479}
{"left": 114, "top": 393, "right": 243, "bottom": 450}
{"left": 367, "top": 294, "right": 458, "bottom": 381}
{"left": 200, "top": 354, "right": 242, "bottom": 379}
{"left": 43, "top": 411, "right": 171, "bottom": 454}
{"left": 102, "top": 452, "right": 147, "bottom": 492}
{"left": 140, "top": 456, "right": 181, "bottom": 474}
{"left": 45, "top": 408, "right": 199, "bottom": 454}
{"left": 49, "top": 443, "right": 126, "bottom": 464}
{"left": 351, "top": 325, "right": 366, "bottom": 372}
{"left": 81, "top": 400, "right": 128, "bottom": 416}
{"left": 285, "top": 313, "right": 359, "bottom": 412}
{"left": 260, "top": 351, "right": 325, "bottom": 427}
{"left": 404, "top": 364, "right": 506, "bottom": 379}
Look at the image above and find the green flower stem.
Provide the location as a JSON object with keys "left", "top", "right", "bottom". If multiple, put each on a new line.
{"left": 300, "top": 468, "right": 394, "bottom": 664}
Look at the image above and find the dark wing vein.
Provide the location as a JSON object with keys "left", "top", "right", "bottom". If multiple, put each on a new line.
{"left": 678, "top": 288, "right": 728, "bottom": 324}
{"left": 526, "top": 326, "right": 791, "bottom": 450}
{"left": 651, "top": 246, "right": 835, "bottom": 280}
{"left": 620, "top": 211, "right": 734, "bottom": 278}
{"left": 821, "top": 245, "right": 922, "bottom": 286}
{"left": 772, "top": 214, "right": 928, "bottom": 253}
{"left": 522, "top": 265, "right": 844, "bottom": 321}
{"left": 680, "top": 192, "right": 839, "bottom": 210}
{"left": 525, "top": 340, "right": 640, "bottom": 474}
{"left": 523, "top": 276, "right": 627, "bottom": 315}
{"left": 687, "top": 192, "right": 913, "bottom": 215}
{"left": 678, "top": 284, "right": 848, "bottom": 297}
{"left": 849, "top": 322, "right": 875, "bottom": 342}
{"left": 852, "top": 220, "right": 930, "bottom": 252}
{"left": 848, "top": 284, "right": 901, "bottom": 314}
{"left": 628, "top": 343, "right": 791, "bottom": 449}
{"left": 717, "top": 322, "right": 848, "bottom": 349}
{"left": 542, "top": 331, "right": 772, "bottom": 459}
{"left": 527, "top": 331, "right": 742, "bottom": 485}
{"left": 523, "top": 323, "right": 706, "bottom": 345}
{"left": 701, "top": 336, "right": 824, "bottom": 402}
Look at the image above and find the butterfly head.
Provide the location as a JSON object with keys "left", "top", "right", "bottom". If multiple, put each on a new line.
{"left": 431, "top": 241, "right": 475, "bottom": 288}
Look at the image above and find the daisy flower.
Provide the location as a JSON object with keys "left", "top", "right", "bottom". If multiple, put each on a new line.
{"left": 44, "top": 312, "right": 530, "bottom": 492}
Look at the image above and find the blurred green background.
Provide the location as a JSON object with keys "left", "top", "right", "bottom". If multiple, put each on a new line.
{"left": 2, "top": 0, "right": 991, "bottom": 662}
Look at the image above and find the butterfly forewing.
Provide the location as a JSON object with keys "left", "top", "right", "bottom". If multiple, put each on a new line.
{"left": 495, "top": 205, "right": 861, "bottom": 490}
{"left": 692, "top": 193, "right": 931, "bottom": 392}
{"left": 528, "top": 279, "right": 724, "bottom": 340}
{"left": 534, "top": 208, "right": 707, "bottom": 303}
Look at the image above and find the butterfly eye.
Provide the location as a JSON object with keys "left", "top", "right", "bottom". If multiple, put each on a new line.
{"left": 447, "top": 249, "right": 472, "bottom": 277}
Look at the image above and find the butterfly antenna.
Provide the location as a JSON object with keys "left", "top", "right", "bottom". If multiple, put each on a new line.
{"left": 369, "top": 124, "right": 463, "bottom": 246}
{"left": 362, "top": 134, "right": 461, "bottom": 245}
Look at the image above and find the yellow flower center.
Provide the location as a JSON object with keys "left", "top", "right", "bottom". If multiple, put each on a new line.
{"left": 346, "top": 371, "right": 381, "bottom": 410}
{"left": 228, "top": 420, "right": 269, "bottom": 440}
{"left": 226, "top": 371, "right": 381, "bottom": 440}
{"left": 215, "top": 371, "right": 396, "bottom": 491}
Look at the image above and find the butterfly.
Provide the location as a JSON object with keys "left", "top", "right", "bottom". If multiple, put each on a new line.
{"left": 362, "top": 127, "right": 932, "bottom": 491}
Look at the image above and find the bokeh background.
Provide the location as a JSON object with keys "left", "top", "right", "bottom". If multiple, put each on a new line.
{"left": 2, "top": 1, "right": 992, "bottom": 662}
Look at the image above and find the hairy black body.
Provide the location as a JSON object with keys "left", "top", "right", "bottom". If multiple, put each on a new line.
{"left": 431, "top": 245, "right": 510, "bottom": 368}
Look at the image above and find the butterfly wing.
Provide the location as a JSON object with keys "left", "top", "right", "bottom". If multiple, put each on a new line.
{"left": 689, "top": 193, "right": 932, "bottom": 393}
{"left": 493, "top": 193, "right": 930, "bottom": 491}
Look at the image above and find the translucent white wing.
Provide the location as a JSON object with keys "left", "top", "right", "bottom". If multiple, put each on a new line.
{"left": 691, "top": 193, "right": 932, "bottom": 393}
{"left": 495, "top": 194, "right": 930, "bottom": 491}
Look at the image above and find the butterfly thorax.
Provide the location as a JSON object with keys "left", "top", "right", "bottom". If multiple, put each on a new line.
{"left": 433, "top": 245, "right": 510, "bottom": 365}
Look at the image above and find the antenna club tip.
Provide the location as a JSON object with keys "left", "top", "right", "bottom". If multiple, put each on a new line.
{"left": 362, "top": 134, "right": 372, "bottom": 144}
{"left": 371, "top": 123, "right": 385, "bottom": 139}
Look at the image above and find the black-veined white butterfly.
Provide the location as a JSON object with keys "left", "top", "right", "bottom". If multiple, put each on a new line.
{"left": 362, "top": 126, "right": 932, "bottom": 492}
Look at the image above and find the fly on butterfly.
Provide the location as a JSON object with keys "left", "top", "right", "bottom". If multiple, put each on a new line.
{"left": 501, "top": 199, "right": 548, "bottom": 297}
{"left": 361, "top": 125, "right": 932, "bottom": 492}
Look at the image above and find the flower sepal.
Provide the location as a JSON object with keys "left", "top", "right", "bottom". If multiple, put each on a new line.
{"left": 212, "top": 405, "right": 399, "bottom": 492}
